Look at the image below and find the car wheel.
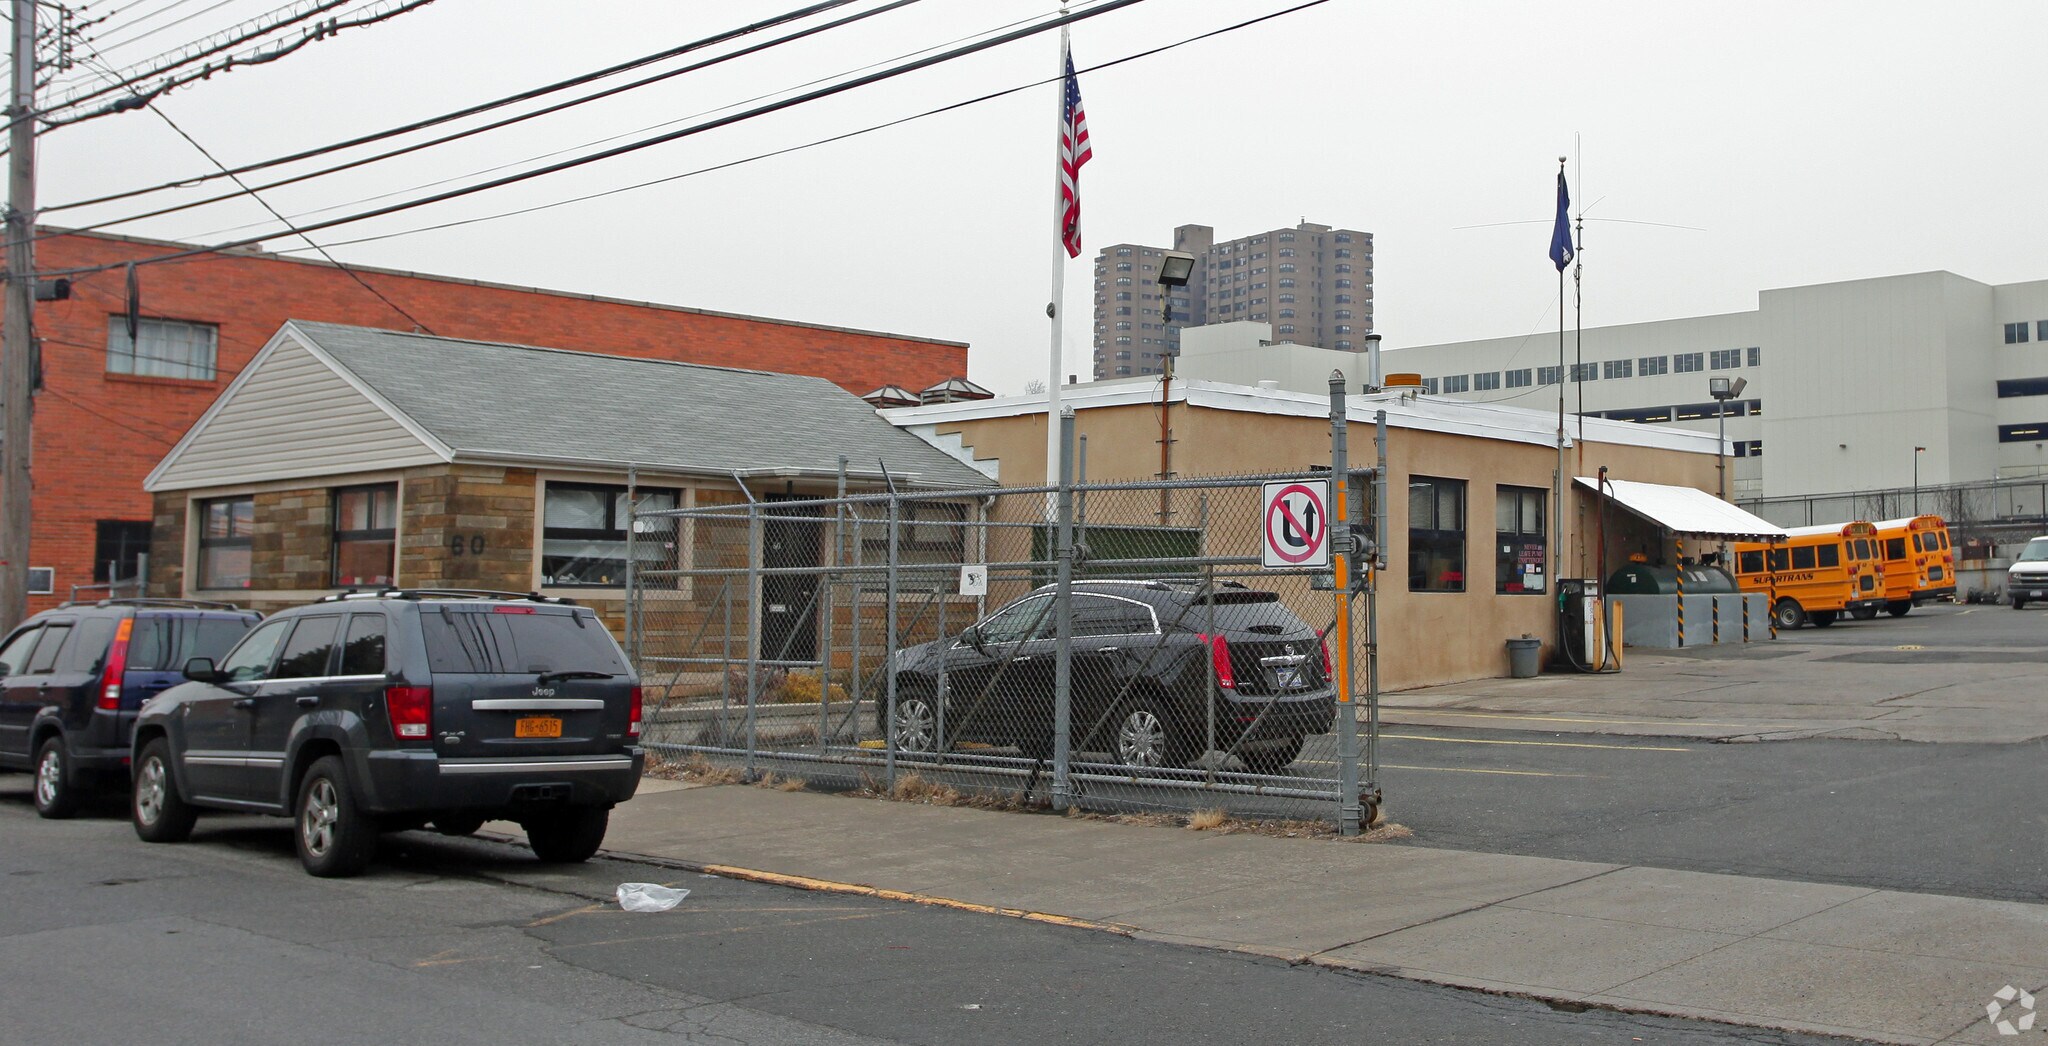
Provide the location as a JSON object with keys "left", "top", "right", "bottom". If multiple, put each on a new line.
{"left": 132, "top": 739, "right": 198, "bottom": 843}
{"left": 1771, "top": 598, "right": 1805, "bottom": 630}
{"left": 1112, "top": 698, "right": 1196, "bottom": 769}
{"left": 295, "top": 755, "right": 376, "bottom": 878}
{"left": 1886, "top": 601, "right": 1912, "bottom": 618}
{"left": 1810, "top": 610, "right": 1837, "bottom": 627}
{"left": 1240, "top": 734, "right": 1306, "bottom": 775}
{"left": 524, "top": 807, "right": 610, "bottom": 864}
{"left": 2013, "top": 597, "right": 2026, "bottom": 610}
{"left": 431, "top": 814, "right": 487, "bottom": 837}
{"left": 888, "top": 690, "right": 942, "bottom": 755}
{"left": 1849, "top": 606, "right": 1878, "bottom": 620}
{"left": 32, "top": 736, "right": 82, "bottom": 819}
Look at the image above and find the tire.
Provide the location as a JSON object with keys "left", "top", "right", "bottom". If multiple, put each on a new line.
{"left": 1810, "top": 610, "right": 1837, "bottom": 627}
{"left": 431, "top": 814, "right": 487, "bottom": 837}
{"left": 131, "top": 739, "right": 197, "bottom": 843}
{"left": 2015, "top": 597, "right": 2027, "bottom": 610}
{"left": 1240, "top": 733, "right": 1306, "bottom": 775}
{"left": 32, "top": 736, "right": 82, "bottom": 819}
{"left": 1850, "top": 606, "right": 1878, "bottom": 620}
{"left": 1111, "top": 698, "right": 1198, "bottom": 769}
{"left": 1886, "top": 601, "right": 1912, "bottom": 618}
{"left": 524, "top": 807, "right": 610, "bottom": 864}
{"left": 885, "top": 689, "right": 942, "bottom": 755}
{"left": 295, "top": 755, "right": 376, "bottom": 878}
{"left": 1771, "top": 598, "right": 1806, "bottom": 630}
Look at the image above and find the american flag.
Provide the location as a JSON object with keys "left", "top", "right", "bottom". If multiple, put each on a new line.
{"left": 1058, "top": 42, "right": 1091, "bottom": 258}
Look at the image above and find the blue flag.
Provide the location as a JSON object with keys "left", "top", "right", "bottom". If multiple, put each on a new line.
{"left": 1548, "top": 170, "right": 1574, "bottom": 271}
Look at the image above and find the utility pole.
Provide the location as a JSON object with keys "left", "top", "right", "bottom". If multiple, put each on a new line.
{"left": 2, "top": 0, "right": 37, "bottom": 630}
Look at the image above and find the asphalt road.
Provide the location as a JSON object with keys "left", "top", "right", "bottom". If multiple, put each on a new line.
{"left": 0, "top": 783, "right": 1850, "bottom": 1046}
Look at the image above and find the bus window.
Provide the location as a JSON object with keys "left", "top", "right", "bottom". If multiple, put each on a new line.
{"left": 1938, "top": 531, "right": 1950, "bottom": 550}
{"left": 1856, "top": 539, "right": 1872, "bottom": 559}
{"left": 1911, "top": 533, "right": 1924, "bottom": 553}
{"left": 1768, "top": 549, "right": 1789, "bottom": 572}
{"left": 1792, "top": 546, "right": 1817, "bottom": 570}
{"left": 1739, "top": 550, "right": 1765, "bottom": 574}
{"left": 1885, "top": 537, "right": 1906, "bottom": 560}
{"left": 1817, "top": 545, "right": 1840, "bottom": 568}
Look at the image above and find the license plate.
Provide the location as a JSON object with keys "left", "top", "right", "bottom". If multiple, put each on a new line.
{"left": 1273, "top": 666, "right": 1303, "bottom": 689}
{"left": 516, "top": 716, "right": 562, "bottom": 739}
{"left": 2031, "top": 590, "right": 2048, "bottom": 599}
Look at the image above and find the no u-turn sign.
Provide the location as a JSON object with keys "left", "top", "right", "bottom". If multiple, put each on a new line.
{"left": 1262, "top": 481, "right": 1330, "bottom": 568}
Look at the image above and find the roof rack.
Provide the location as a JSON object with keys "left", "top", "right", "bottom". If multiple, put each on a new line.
{"left": 314, "top": 588, "right": 577, "bottom": 606}
{"left": 58, "top": 597, "right": 245, "bottom": 611}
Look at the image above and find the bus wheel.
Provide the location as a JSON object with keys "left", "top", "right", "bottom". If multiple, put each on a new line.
{"left": 1849, "top": 606, "right": 1878, "bottom": 621}
{"left": 1886, "top": 601, "right": 1912, "bottom": 618}
{"left": 1772, "top": 599, "right": 1806, "bottom": 630}
{"left": 1810, "top": 610, "right": 1838, "bottom": 627}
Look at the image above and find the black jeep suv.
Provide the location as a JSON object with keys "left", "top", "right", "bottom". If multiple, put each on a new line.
{"left": 881, "top": 580, "right": 1335, "bottom": 772}
{"left": 130, "top": 590, "right": 644, "bottom": 877}
{"left": 0, "top": 599, "right": 259, "bottom": 818}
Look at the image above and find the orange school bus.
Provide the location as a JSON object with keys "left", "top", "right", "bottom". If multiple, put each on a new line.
{"left": 1871, "top": 515, "right": 1956, "bottom": 616}
{"left": 1733, "top": 521, "right": 1886, "bottom": 629}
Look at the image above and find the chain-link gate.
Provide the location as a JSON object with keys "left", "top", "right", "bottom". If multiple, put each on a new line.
{"left": 628, "top": 393, "right": 1386, "bottom": 831}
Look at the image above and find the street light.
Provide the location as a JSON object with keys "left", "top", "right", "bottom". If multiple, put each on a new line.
{"left": 1914, "top": 446, "right": 1926, "bottom": 514}
{"left": 1154, "top": 250, "right": 1197, "bottom": 523}
{"left": 1708, "top": 375, "right": 1747, "bottom": 501}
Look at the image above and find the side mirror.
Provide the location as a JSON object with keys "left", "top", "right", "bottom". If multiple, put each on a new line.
{"left": 183, "top": 657, "right": 218, "bottom": 683}
{"left": 963, "top": 626, "right": 987, "bottom": 653}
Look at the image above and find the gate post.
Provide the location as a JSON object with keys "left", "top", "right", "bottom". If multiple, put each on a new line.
{"left": 1051, "top": 408, "right": 1077, "bottom": 812}
{"left": 1329, "top": 371, "right": 1361, "bottom": 836}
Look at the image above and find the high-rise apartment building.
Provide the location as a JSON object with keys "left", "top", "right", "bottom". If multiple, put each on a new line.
{"left": 1090, "top": 221, "right": 1374, "bottom": 379}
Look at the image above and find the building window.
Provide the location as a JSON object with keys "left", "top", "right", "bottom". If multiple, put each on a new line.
{"left": 1998, "top": 377, "right": 2048, "bottom": 398}
{"left": 2038, "top": 321, "right": 2048, "bottom": 341}
{"left": 1495, "top": 486, "right": 1546, "bottom": 594}
{"left": 1570, "top": 363, "right": 1598, "bottom": 382}
{"left": 1603, "top": 359, "right": 1632, "bottom": 379}
{"left": 1999, "top": 422, "right": 2048, "bottom": 443}
{"left": 1505, "top": 369, "right": 1532, "bottom": 388}
{"left": 1746, "top": 345, "right": 1761, "bottom": 367}
{"left": 94, "top": 520, "right": 151, "bottom": 583}
{"left": 1442, "top": 374, "right": 1470, "bottom": 394}
{"left": 541, "top": 481, "right": 681, "bottom": 588}
{"left": 1277, "top": 324, "right": 1295, "bottom": 335}
{"left": 1710, "top": 348, "right": 1742, "bottom": 369}
{"left": 1674, "top": 352, "right": 1704, "bottom": 373}
{"left": 1408, "top": 476, "right": 1466, "bottom": 592}
{"left": 1422, "top": 378, "right": 1440, "bottom": 394}
{"left": 107, "top": 317, "right": 219, "bottom": 381}
{"left": 1335, "top": 278, "right": 1351, "bottom": 288}
{"left": 1537, "top": 365, "right": 1562, "bottom": 385}
{"left": 197, "top": 496, "right": 254, "bottom": 590}
{"left": 1335, "top": 249, "right": 1352, "bottom": 259}
{"left": 2006, "top": 322, "right": 2031, "bottom": 344}
{"left": 27, "top": 567, "right": 52, "bottom": 595}
{"left": 1639, "top": 355, "right": 1669, "bottom": 376}
{"left": 1336, "top": 341, "right": 1353, "bottom": 350}
{"left": 1473, "top": 371, "right": 1501, "bottom": 391}
{"left": 1335, "top": 233, "right": 1352, "bottom": 243}
{"left": 331, "top": 484, "right": 398, "bottom": 587}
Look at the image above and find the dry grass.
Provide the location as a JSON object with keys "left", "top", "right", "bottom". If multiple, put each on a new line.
{"left": 1064, "top": 805, "right": 1411, "bottom": 843}
{"left": 1185, "top": 808, "right": 1229, "bottom": 831}
{"left": 851, "top": 770, "right": 1043, "bottom": 812}
{"left": 751, "top": 771, "right": 811, "bottom": 793}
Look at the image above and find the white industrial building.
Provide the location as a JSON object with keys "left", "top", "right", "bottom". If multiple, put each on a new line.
{"left": 1356, "top": 271, "right": 2048, "bottom": 501}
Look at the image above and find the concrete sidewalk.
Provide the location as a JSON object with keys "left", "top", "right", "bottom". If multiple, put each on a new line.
{"left": 592, "top": 781, "right": 2048, "bottom": 1045}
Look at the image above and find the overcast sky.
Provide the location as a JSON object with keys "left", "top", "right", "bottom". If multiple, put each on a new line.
{"left": 32, "top": 0, "right": 2048, "bottom": 392}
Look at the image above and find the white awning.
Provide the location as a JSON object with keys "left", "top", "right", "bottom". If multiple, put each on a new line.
{"left": 1575, "top": 476, "right": 1788, "bottom": 541}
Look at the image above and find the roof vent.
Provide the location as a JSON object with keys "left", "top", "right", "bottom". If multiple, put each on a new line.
{"left": 862, "top": 384, "right": 921, "bottom": 409}
{"left": 919, "top": 377, "right": 994, "bottom": 404}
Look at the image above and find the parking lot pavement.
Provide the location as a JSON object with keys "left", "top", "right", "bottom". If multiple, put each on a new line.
{"left": 1381, "top": 604, "right": 2048, "bottom": 743}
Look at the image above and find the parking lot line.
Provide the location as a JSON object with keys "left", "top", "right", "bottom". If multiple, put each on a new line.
{"left": 1381, "top": 733, "right": 1692, "bottom": 753}
{"left": 1380, "top": 709, "right": 1747, "bottom": 729}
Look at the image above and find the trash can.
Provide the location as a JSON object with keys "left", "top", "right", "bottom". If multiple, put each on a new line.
{"left": 1506, "top": 635, "right": 1541, "bottom": 678}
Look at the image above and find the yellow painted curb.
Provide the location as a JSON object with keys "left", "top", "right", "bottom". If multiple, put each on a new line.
{"left": 694, "top": 862, "right": 1135, "bottom": 936}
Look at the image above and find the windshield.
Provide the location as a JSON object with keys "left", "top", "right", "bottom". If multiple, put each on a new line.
{"left": 2017, "top": 538, "right": 2048, "bottom": 563}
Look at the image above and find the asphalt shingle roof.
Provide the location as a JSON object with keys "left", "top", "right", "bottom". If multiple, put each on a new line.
{"left": 289, "top": 321, "right": 992, "bottom": 488}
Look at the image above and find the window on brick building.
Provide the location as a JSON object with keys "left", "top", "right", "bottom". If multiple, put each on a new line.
{"left": 197, "top": 496, "right": 254, "bottom": 590}
{"left": 94, "top": 520, "right": 152, "bottom": 583}
{"left": 541, "top": 481, "right": 679, "bottom": 588}
{"left": 332, "top": 484, "right": 399, "bottom": 587}
{"left": 107, "top": 317, "right": 219, "bottom": 381}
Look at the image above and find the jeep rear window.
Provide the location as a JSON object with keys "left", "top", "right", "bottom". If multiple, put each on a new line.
{"left": 422, "top": 608, "right": 629, "bottom": 676}
{"left": 128, "top": 617, "right": 258, "bottom": 672}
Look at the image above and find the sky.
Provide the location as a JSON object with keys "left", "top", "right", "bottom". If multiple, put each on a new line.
{"left": 28, "top": 0, "right": 2048, "bottom": 393}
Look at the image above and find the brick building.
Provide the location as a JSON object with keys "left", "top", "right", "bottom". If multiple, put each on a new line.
{"left": 12, "top": 229, "right": 968, "bottom": 614}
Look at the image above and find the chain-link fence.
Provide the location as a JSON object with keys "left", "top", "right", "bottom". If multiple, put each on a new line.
{"left": 625, "top": 414, "right": 1385, "bottom": 832}
{"left": 1741, "top": 476, "right": 2048, "bottom": 553}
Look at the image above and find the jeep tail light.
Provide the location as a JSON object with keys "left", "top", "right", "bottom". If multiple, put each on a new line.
{"left": 99, "top": 617, "right": 134, "bottom": 710}
{"left": 628, "top": 685, "right": 643, "bottom": 739}
{"left": 1198, "top": 633, "right": 1236, "bottom": 690}
{"left": 386, "top": 685, "right": 433, "bottom": 740}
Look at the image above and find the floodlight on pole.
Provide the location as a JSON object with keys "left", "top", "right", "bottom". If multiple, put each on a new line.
{"left": 1914, "top": 446, "right": 1926, "bottom": 514}
{"left": 1153, "top": 249, "right": 1197, "bottom": 524}
{"left": 1708, "top": 376, "right": 1745, "bottom": 501}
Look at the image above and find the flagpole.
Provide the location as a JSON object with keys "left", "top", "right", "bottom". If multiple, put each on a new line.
{"left": 1572, "top": 140, "right": 1585, "bottom": 578}
{"left": 1044, "top": 21, "right": 1072, "bottom": 506}
{"left": 1554, "top": 157, "right": 1567, "bottom": 598}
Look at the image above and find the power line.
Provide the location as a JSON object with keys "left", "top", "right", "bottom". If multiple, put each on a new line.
{"left": 43, "top": 0, "right": 861, "bottom": 211}
{"left": 45, "top": 0, "right": 360, "bottom": 114}
{"left": 42, "top": 0, "right": 925, "bottom": 234}
{"left": 36, "top": 0, "right": 1158, "bottom": 279}
{"left": 88, "top": 0, "right": 240, "bottom": 56}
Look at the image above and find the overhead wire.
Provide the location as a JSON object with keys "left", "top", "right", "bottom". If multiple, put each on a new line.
{"left": 42, "top": 0, "right": 862, "bottom": 210}
{"left": 42, "top": 0, "right": 927, "bottom": 234}
{"left": 44, "top": 0, "right": 362, "bottom": 114}
{"left": 34, "top": 0, "right": 1162, "bottom": 278}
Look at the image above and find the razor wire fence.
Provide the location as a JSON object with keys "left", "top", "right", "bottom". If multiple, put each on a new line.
{"left": 623, "top": 444, "right": 1384, "bottom": 831}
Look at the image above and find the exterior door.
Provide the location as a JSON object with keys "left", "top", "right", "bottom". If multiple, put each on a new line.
{"left": 245, "top": 614, "right": 343, "bottom": 807}
{"left": 0, "top": 624, "right": 46, "bottom": 763}
{"left": 759, "top": 499, "right": 821, "bottom": 665}
{"left": 180, "top": 617, "right": 290, "bottom": 804}
{"left": 945, "top": 594, "right": 1055, "bottom": 748}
